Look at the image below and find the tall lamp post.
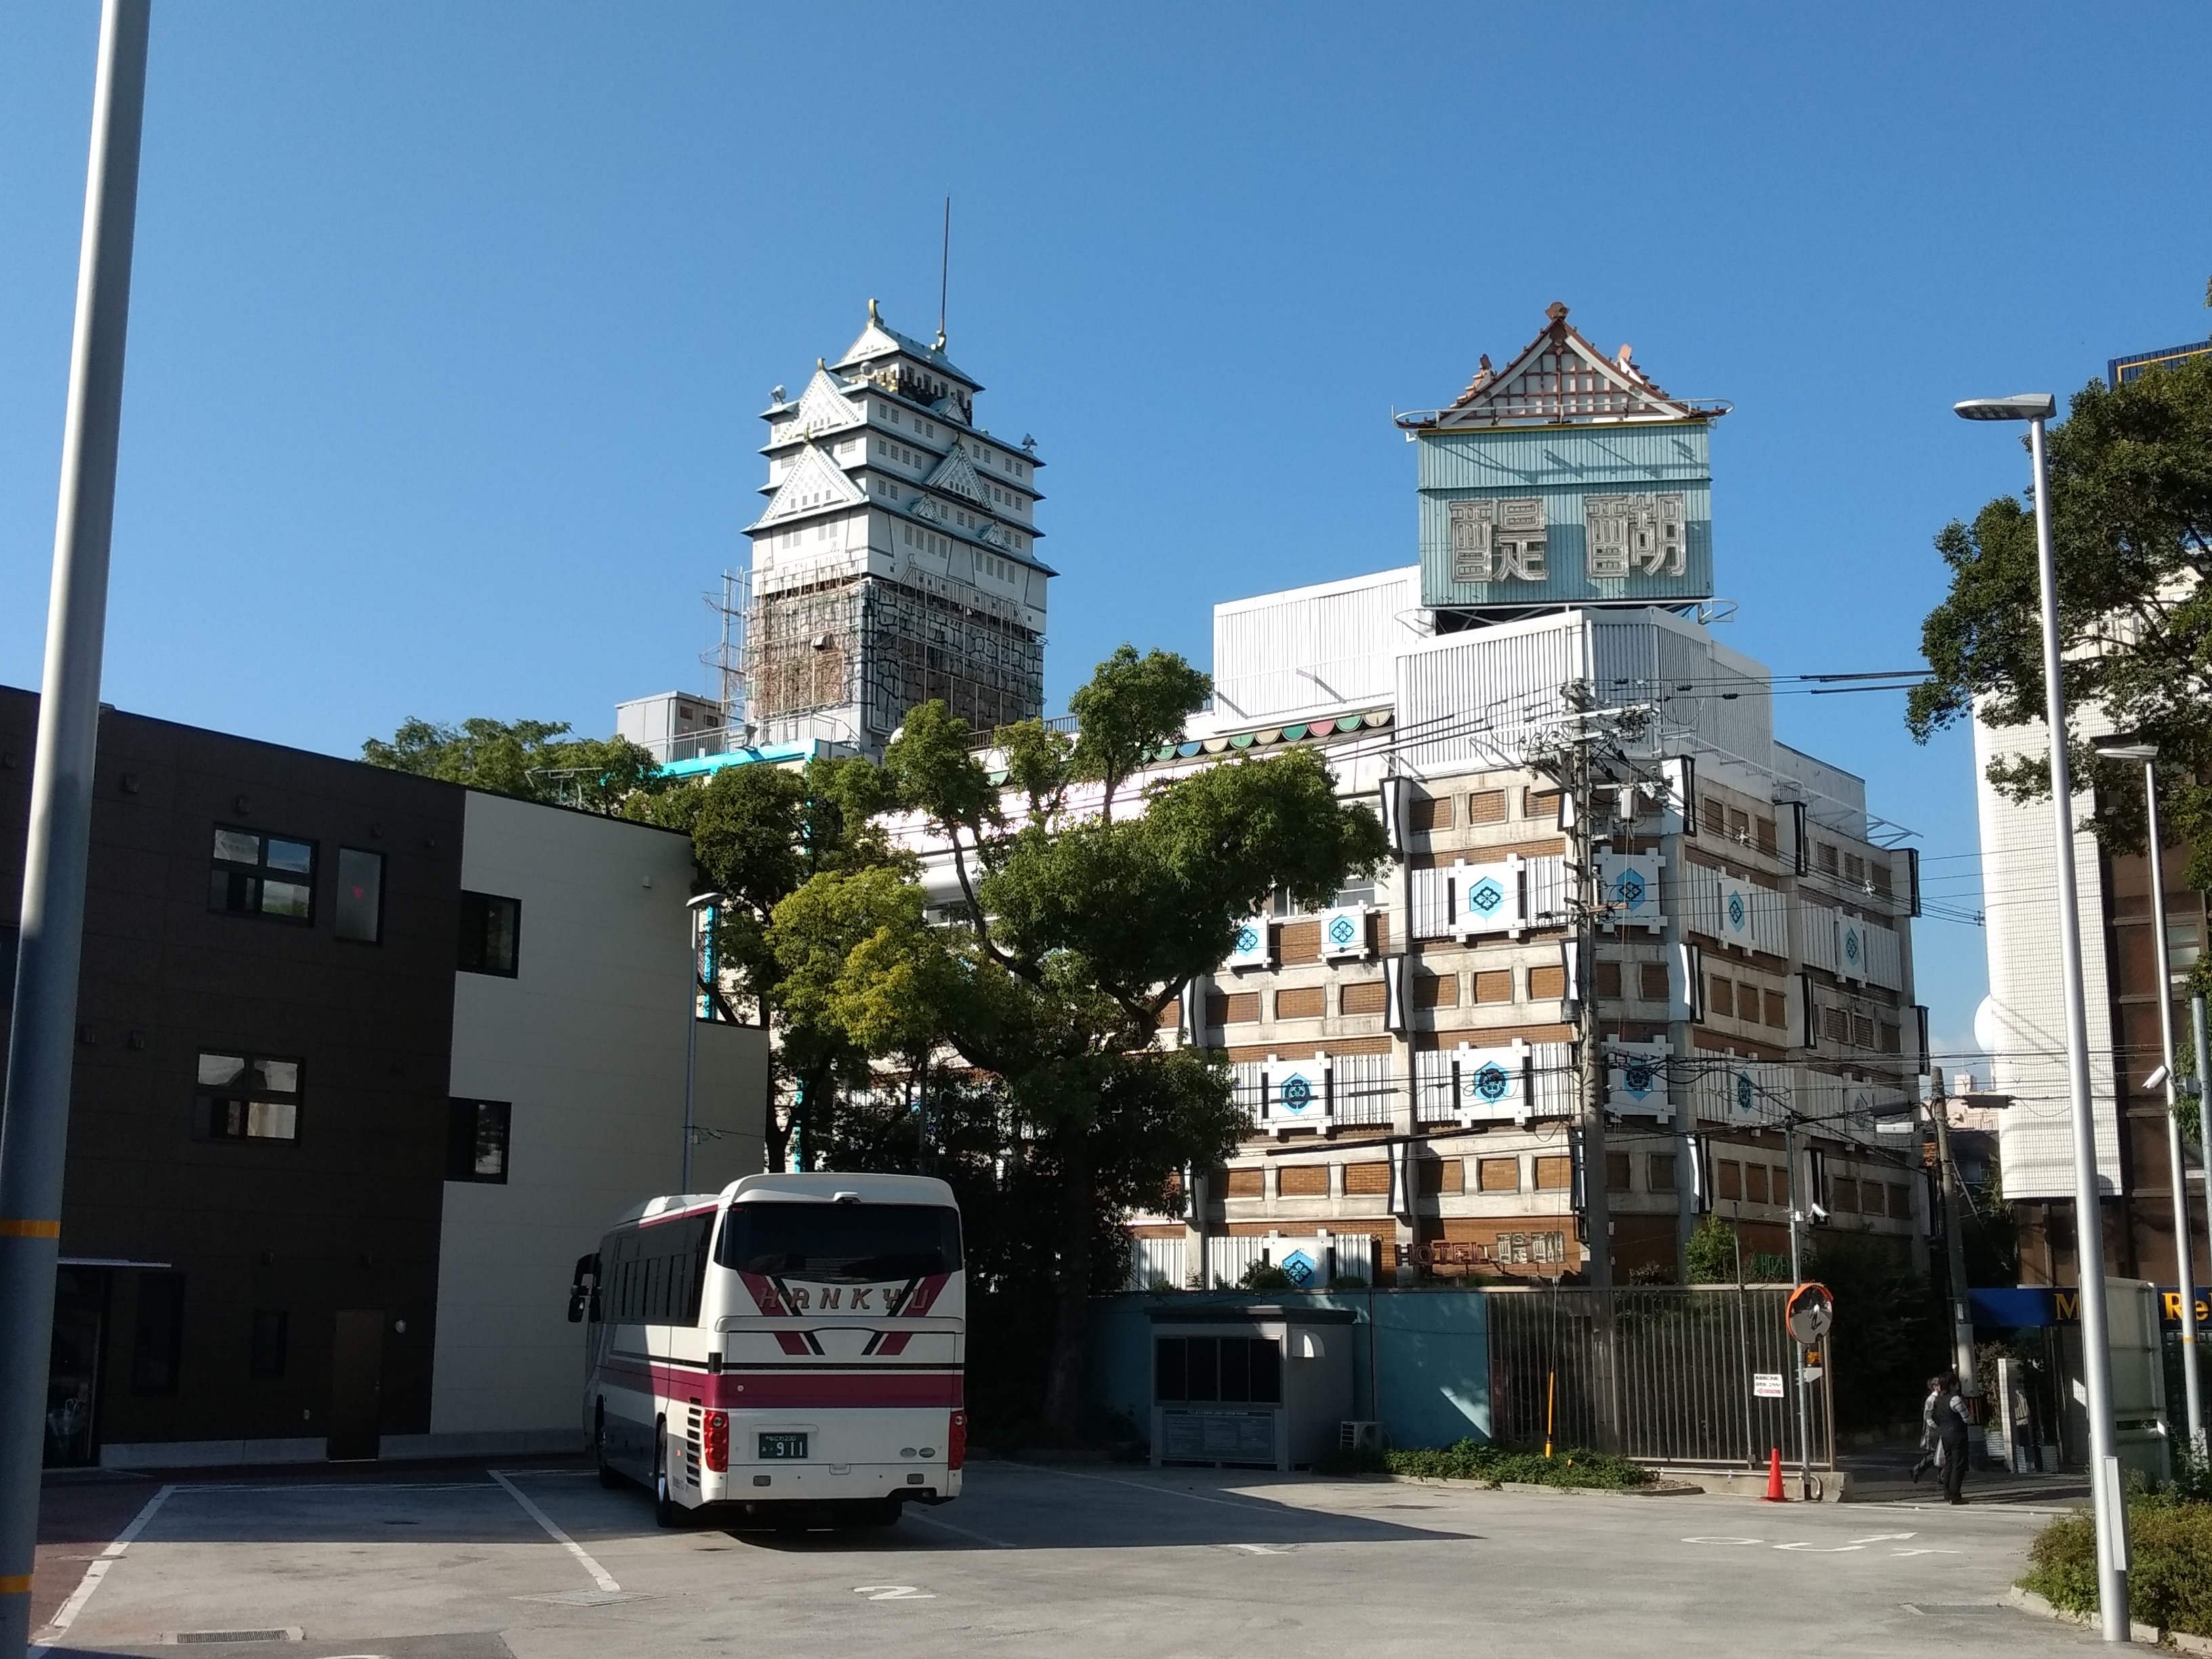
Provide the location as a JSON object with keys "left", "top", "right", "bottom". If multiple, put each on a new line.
{"left": 2096, "top": 739, "right": 2203, "bottom": 1458}
{"left": 682, "top": 892, "right": 728, "bottom": 1193}
{"left": 1956, "top": 392, "right": 2129, "bottom": 1641}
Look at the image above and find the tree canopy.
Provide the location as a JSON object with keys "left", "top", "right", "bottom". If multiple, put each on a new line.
{"left": 771, "top": 647, "right": 1389, "bottom": 1433}
{"left": 362, "top": 716, "right": 661, "bottom": 815}
{"left": 1907, "top": 352, "right": 2212, "bottom": 909}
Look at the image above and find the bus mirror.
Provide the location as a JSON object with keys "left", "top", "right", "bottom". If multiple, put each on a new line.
{"left": 567, "top": 1290, "right": 588, "bottom": 1324}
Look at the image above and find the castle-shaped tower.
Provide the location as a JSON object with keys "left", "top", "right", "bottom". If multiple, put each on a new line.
{"left": 743, "top": 301, "right": 1050, "bottom": 752}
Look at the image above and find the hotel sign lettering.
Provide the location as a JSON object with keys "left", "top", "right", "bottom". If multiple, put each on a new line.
{"left": 1448, "top": 493, "right": 1689, "bottom": 583}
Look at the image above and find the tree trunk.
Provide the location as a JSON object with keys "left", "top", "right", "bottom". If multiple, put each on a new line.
{"left": 1040, "top": 1128, "right": 1094, "bottom": 1439}
{"left": 764, "top": 1061, "right": 792, "bottom": 1175}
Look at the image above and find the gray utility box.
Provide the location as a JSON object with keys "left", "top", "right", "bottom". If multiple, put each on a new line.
{"left": 1147, "top": 1305, "right": 1356, "bottom": 1473}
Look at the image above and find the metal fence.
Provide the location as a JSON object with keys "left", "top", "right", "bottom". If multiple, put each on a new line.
{"left": 1488, "top": 1284, "right": 1831, "bottom": 1468}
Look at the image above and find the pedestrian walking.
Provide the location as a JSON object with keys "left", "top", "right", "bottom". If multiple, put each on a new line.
{"left": 1933, "top": 1372, "right": 1973, "bottom": 1504}
{"left": 1909, "top": 1374, "right": 1944, "bottom": 1483}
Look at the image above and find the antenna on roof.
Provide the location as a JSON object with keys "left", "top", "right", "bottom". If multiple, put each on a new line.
{"left": 936, "top": 194, "right": 951, "bottom": 351}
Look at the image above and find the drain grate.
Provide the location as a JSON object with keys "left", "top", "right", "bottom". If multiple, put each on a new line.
{"left": 164, "top": 1629, "right": 303, "bottom": 1645}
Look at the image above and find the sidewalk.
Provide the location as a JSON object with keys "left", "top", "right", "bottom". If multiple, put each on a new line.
{"left": 1837, "top": 1446, "right": 2089, "bottom": 1509}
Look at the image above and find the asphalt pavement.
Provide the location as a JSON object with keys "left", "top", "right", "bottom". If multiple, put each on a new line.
{"left": 35, "top": 1458, "right": 2102, "bottom": 1658}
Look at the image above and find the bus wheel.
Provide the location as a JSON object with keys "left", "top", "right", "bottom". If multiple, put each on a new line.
{"left": 594, "top": 1407, "right": 621, "bottom": 1490}
{"left": 653, "top": 1427, "right": 678, "bottom": 1528}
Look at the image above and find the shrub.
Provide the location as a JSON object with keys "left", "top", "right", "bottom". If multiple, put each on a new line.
{"left": 1313, "top": 1437, "right": 1653, "bottom": 1490}
{"left": 2024, "top": 1494, "right": 2212, "bottom": 1637}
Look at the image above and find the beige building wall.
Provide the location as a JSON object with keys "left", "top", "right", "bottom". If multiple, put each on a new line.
{"left": 414, "top": 791, "right": 766, "bottom": 1455}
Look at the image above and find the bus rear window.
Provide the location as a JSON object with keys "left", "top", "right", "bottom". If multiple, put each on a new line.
{"left": 716, "top": 1202, "right": 962, "bottom": 1284}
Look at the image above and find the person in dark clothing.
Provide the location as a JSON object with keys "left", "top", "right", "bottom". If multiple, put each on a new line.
{"left": 1910, "top": 1374, "right": 1946, "bottom": 1483}
{"left": 1932, "top": 1373, "right": 1972, "bottom": 1504}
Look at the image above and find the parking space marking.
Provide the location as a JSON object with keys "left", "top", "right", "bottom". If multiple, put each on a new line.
{"left": 30, "top": 1480, "right": 176, "bottom": 1655}
{"left": 855, "top": 1584, "right": 935, "bottom": 1601}
{"left": 902, "top": 1509, "right": 1015, "bottom": 1550}
{"left": 488, "top": 1469, "right": 620, "bottom": 1593}
{"left": 1004, "top": 1464, "right": 1292, "bottom": 1515}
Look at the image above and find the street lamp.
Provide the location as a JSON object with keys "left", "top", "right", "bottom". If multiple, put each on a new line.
{"left": 1957, "top": 391, "right": 2130, "bottom": 1643}
{"left": 682, "top": 892, "right": 729, "bottom": 1193}
{"left": 2096, "top": 738, "right": 2203, "bottom": 1461}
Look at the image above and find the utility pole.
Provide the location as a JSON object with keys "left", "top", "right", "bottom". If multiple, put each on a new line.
{"left": 1536, "top": 679, "right": 1619, "bottom": 1449}
{"left": 1929, "top": 1088, "right": 1978, "bottom": 1396}
{"left": 1784, "top": 1113, "right": 1813, "bottom": 1498}
{"left": 0, "top": 6, "right": 151, "bottom": 1655}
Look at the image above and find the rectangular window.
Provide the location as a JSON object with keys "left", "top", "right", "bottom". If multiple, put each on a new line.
{"left": 334, "top": 848, "right": 384, "bottom": 944}
{"left": 1605, "top": 1151, "right": 1631, "bottom": 1192}
{"left": 447, "top": 1098, "right": 512, "bottom": 1182}
{"left": 1765, "top": 989, "right": 1788, "bottom": 1029}
{"left": 1527, "top": 964, "right": 1567, "bottom": 1000}
{"left": 1746, "top": 1164, "right": 1769, "bottom": 1204}
{"left": 1274, "top": 987, "right": 1326, "bottom": 1021}
{"left": 1717, "top": 1159, "right": 1742, "bottom": 1201}
{"left": 1471, "top": 969, "right": 1513, "bottom": 1004}
{"left": 1533, "top": 1155, "right": 1572, "bottom": 1191}
{"left": 1340, "top": 980, "right": 1388, "bottom": 1016}
{"left": 1410, "top": 795, "right": 1454, "bottom": 832}
{"left": 1648, "top": 1153, "right": 1677, "bottom": 1192}
{"left": 1637, "top": 962, "right": 1671, "bottom": 1002}
{"left": 1708, "top": 976, "right": 1734, "bottom": 1019}
{"left": 250, "top": 1309, "right": 288, "bottom": 1378}
{"left": 1225, "top": 1168, "right": 1264, "bottom": 1197}
{"left": 1153, "top": 1336, "right": 1281, "bottom": 1404}
{"left": 458, "top": 891, "right": 521, "bottom": 976}
{"left": 1772, "top": 1165, "right": 1790, "bottom": 1206}
{"left": 1467, "top": 789, "right": 1507, "bottom": 825}
{"left": 1478, "top": 1157, "right": 1520, "bottom": 1193}
{"left": 131, "top": 1273, "right": 186, "bottom": 1395}
{"left": 194, "top": 1051, "right": 302, "bottom": 1143}
{"left": 208, "top": 826, "right": 316, "bottom": 924}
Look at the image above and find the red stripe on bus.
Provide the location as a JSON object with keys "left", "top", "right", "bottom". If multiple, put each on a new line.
{"left": 597, "top": 1354, "right": 960, "bottom": 1410}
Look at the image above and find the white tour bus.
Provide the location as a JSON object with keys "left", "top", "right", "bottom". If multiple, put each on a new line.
{"left": 570, "top": 1171, "right": 966, "bottom": 1527}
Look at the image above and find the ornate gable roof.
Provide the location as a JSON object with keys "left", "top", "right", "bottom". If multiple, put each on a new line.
{"left": 1406, "top": 302, "right": 1717, "bottom": 430}
{"left": 923, "top": 441, "right": 990, "bottom": 508}
{"left": 748, "top": 438, "right": 865, "bottom": 530}
{"left": 790, "top": 365, "right": 859, "bottom": 437}
{"left": 834, "top": 298, "right": 980, "bottom": 391}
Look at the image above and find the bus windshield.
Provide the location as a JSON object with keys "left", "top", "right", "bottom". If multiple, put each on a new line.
{"left": 716, "top": 1202, "right": 962, "bottom": 1284}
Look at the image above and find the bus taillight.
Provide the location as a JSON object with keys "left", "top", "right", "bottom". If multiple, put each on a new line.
{"left": 947, "top": 1410, "right": 966, "bottom": 1471}
{"left": 703, "top": 1410, "right": 729, "bottom": 1473}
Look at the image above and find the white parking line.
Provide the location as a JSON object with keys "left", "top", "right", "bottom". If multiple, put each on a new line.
{"left": 489, "top": 1469, "right": 621, "bottom": 1593}
{"left": 30, "top": 1481, "right": 176, "bottom": 1656}
{"left": 902, "top": 1508, "right": 1015, "bottom": 1550}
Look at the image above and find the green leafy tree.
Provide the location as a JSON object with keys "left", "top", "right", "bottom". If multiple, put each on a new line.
{"left": 777, "top": 647, "right": 1390, "bottom": 1435}
{"left": 636, "top": 754, "right": 908, "bottom": 1172}
{"left": 363, "top": 716, "right": 661, "bottom": 814}
{"left": 1907, "top": 354, "right": 2212, "bottom": 958}
{"left": 1684, "top": 1214, "right": 1740, "bottom": 1284}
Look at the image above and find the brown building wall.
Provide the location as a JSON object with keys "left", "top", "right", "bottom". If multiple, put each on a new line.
{"left": 1, "top": 689, "right": 466, "bottom": 1457}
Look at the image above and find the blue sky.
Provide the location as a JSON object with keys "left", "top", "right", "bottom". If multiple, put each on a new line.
{"left": 4, "top": 3, "right": 2207, "bottom": 1062}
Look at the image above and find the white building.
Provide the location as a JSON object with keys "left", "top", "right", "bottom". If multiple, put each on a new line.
{"left": 743, "top": 300, "right": 1052, "bottom": 754}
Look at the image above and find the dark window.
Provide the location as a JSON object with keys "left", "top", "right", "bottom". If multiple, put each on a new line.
{"left": 610, "top": 1212, "right": 714, "bottom": 1325}
{"left": 1153, "top": 1336, "right": 1282, "bottom": 1404}
{"left": 334, "top": 848, "right": 384, "bottom": 944}
{"left": 131, "top": 1273, "right": 186, "bottom": 1395}
{"left": 458, "top": 891, "right": 521, "bottom": 976}
{"left": 194, "top": 1051, "right": 302, "bottom": 1143}
{"left": 446, "top": 1098, "right": 511, "bottom": 1182}
{"left": 250, "top": 1309, "right": 288, "bottom": 1378}
{"left": 714, "top": 1201, "right": 962, "bottom": 1284}
{"left": 209, "top": 827, "right": 316, "bottom": 924}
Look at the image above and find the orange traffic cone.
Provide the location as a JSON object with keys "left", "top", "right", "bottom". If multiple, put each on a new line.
{"left": 1762, "top": 1448, "right": 1785, "bottom": 1502}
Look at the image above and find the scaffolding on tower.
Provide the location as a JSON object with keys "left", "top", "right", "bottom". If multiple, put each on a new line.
{"left": 742, "top": 567, "right": 1043, "bottom": 745}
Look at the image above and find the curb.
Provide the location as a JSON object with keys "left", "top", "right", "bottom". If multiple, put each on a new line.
{"left": 2007, "top": 1584, "right": 2167, "bottom": 1646}
{"left": 1376, "top": 1473, "right": 1700, "bottom": 1498}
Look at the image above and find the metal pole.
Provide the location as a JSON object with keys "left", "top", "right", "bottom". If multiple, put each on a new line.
{"left": 1786, "top": 1115, "right": 1811, "bottom": 1498}
{"left": 681, "top": 905, "right": 700, "bottom": 1193}
{"left": 2195, "top": 993, "right": 2212, "bottom": 1349}
{"left": 1931, "top": 1097, "right": 1978, "bottom": 1394}
{"left": 2140, "top": 760, "right": 2203, "bottom": 1457}
{"left": 2029, "top": 413, "right": 2130, "bottom": 1641}
{"left": 1567, "top": 704, "right": 1618, "bottom": 1452}
{"left": 0, "top": 6, "right": 150, "bottom": 1654}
